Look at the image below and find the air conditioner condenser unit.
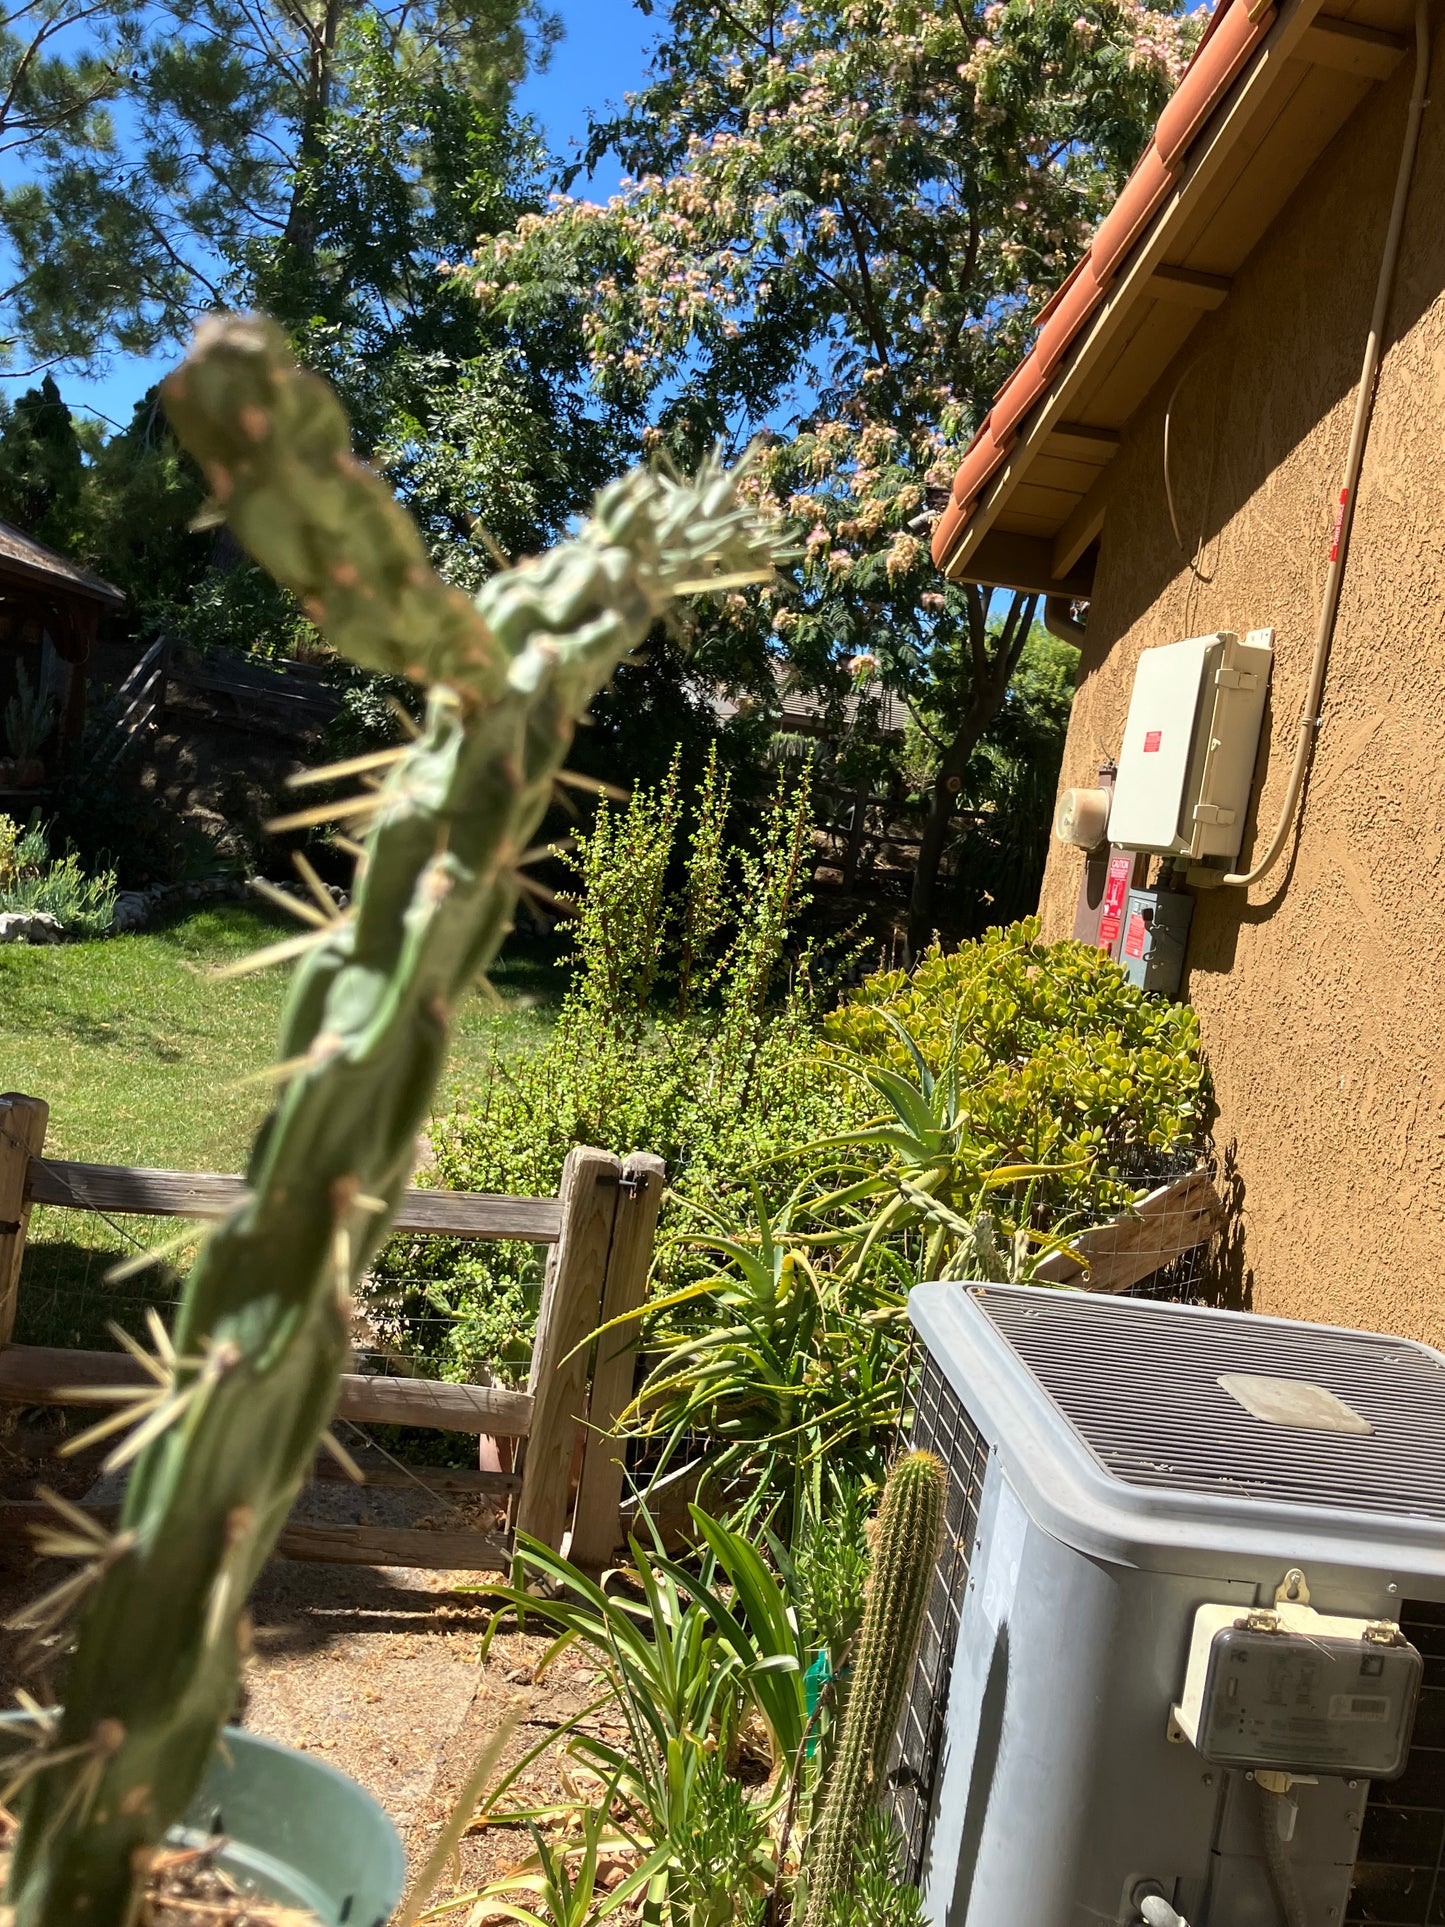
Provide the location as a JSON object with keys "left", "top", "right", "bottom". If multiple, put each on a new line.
{"left": 889, "top": 1285, "right": 1445, "bottom": 1927}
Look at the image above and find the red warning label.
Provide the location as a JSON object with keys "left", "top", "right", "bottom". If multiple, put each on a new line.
{"left": 1098, "top": 853, "right": 1132, "bottom": 949}
{"left": 1124, "top": 912, "right": 1148, "bottom": 961}
{"left": 1143, "top": 730, "right": 1162, "bottom": 753}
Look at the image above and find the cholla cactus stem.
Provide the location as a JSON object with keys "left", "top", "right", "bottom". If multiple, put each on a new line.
{"left": 6, "top": 315, "right": 783, "bottom": 1927}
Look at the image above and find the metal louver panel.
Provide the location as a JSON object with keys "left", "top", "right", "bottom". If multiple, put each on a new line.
{"left": 974, "top": 1288, "right": 1445, "bottom": 1519}
{"left": 1347, "top": 1599, "right": 1445, "bottom": 1925}
{"left": 887, "top": 1348, "right": 988, "bottom": 1881}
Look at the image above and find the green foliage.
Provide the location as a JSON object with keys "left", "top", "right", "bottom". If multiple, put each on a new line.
{"left": 0, "top": 0, "right": 555, "bottom": 367}
{"left": 902, "top": 626, "right": 1078, "bottom": 934}
{"left": 388, "top": 747, "right": 851, "bottom": 1382}
{"left": 622, "top": 921, "right": 1209, "bottom": 1502}
{"left": 785, "top": 1479, "right": 873, "bottom": 1683}
{"left": 459, "top": 1489, "right": 923, "bottom": 1927}
{"left": 468, "top": 1517, "right": 809, "bottom": 1927}
{"left": 826, "top": 917, "right": 1209, "bottom": 1187}
{"left": 0, "top": 812, "right": 116, "bottom": 935}
{"left": 802, "top": 1451, "right": 944, "bottom": 1927}
{"left": 627, "top": 1190, "right": 902, "bottom": 1523}
{"left": 3, "top": 662, "right": 55, "bottom": 765}
{"left": 5, "top": 317, "right": 783, "bottom": 1927}
{"left": 463, "top": 0, "right": 1197, "bottom": 888}
{"left": 820, "top": 1810, "right": 925, "bottom": 1927}
{"left": 0, "top": 377, "right": 87, "bottom": 551}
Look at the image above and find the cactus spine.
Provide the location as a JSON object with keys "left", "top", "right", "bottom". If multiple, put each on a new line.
{"left": 803, "top": 1450, "right": 946, "bottom": 1927}
{"left": 6, "top": 315, "right": 781, "bottom": 1927}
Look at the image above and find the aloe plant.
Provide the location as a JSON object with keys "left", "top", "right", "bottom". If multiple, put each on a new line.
{"left": 802, "top": 1449, "right": 945, "bottom": 1927}
{"left": 4, "top": 314, "right": 781, "bottom": 1927}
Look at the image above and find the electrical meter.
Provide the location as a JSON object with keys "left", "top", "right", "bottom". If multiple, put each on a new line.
{"left": 1172, "top": 1598, "right": 1422, "bottom": 1778}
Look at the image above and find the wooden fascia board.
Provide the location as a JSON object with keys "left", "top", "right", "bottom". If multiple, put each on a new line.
{"left": 964, "top": 530, "right": 1096, "bottom": 600}
{"left": 944, "top": 0, "right": 1332, "bottom": 586}
{"left": 1047, "top": 422, "right": 1123, "bottom": 462}
{"left": 0, "top": 555, "right": 125, "bottom": 608}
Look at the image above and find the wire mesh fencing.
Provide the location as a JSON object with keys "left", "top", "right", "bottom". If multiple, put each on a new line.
{"left": 12, "top": 1204, "right": 198, "bottom": 1351}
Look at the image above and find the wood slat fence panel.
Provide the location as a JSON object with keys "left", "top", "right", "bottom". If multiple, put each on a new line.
{"left": 0, "top": 1343, "right": 536, "bottom": 1436}
{"left": 0, "top": 1501, "right": 511, "bottom": 1573}
{"left": 27, "top": 1158, "right": 563, "bottom": 1242}
{"left": 3, "top": 1097, "right": 663, "bottom": 1569}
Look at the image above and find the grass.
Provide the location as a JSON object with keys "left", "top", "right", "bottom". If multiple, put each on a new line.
{"left": 3, "top": 904, "right": 569, "bottom": 1353}
{"left": 1, "top": 904, "right": 565, "bottom": 1170}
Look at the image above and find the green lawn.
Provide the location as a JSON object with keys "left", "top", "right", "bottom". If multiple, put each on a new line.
{"left": 3, "top": 905, "right": 566, "bottom": 1350}
{"left": 1, "top": 904, "right": 564, "bottom": 1170}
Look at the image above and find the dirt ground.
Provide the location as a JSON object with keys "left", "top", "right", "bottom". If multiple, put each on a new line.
{"left": 0, "top": 1406, "right": 613, "bottom": 1919}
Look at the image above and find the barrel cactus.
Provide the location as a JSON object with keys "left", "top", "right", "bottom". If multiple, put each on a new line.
{"left": 4, "top": 315, "right": 782, "bottom": 1927}
{"left": 803, "top": 1450, "right": 946, "bottom": 1927}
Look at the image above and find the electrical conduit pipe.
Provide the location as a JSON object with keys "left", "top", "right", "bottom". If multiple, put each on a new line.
{"left": 1223, "top": 0, "right": 1431, "bottom": 888}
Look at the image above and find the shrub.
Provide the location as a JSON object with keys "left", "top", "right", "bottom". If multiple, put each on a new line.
{"left": 825, "top": 916, "right": 1208, "bottom": 1192}
{"left": 622, "top": 921, "right": 1211, "bottom": 1507}
{"left": 367, "top": 747, "right": 857, "bottom": 1383}
{"left": 0, "top": 812, "right": 117, "bottom": 935}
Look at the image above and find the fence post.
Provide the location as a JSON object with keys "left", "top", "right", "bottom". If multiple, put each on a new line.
{"left": 514, "top": 1144, "right": 620, "bottom": 1552}
{"left": 569, "top": 1152, "right": 666, "bottom": 1574}
{"left": 0, "top": 1093, "right": 48, "bottom": 1349}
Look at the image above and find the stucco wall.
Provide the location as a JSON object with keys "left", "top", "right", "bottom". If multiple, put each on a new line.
{"left": 1037, "top": 34, "right": 1445, "bottom": 1341}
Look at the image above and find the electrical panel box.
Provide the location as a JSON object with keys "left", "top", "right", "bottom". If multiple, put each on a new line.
{"left": 1107, "top": 630, "right": 1273, "bottom": 865}
{"left": 1119, "top": 886, "right": 1192, "bottom": 994}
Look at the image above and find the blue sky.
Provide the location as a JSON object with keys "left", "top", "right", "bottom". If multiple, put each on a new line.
{"left": 13, "top": 0, "right": 658, "bottom": 432}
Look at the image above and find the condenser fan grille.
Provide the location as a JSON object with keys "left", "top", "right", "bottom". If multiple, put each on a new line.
{"left": 887, "top": 1348, "right": 988, "bottom": 1882}
{"left": 975, "top": 1287, "right": 1445, "bottom": 1519}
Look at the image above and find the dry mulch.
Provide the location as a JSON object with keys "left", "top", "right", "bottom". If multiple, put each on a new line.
{"left": 0, "top": 1408, "right": 619, "bottom": 1921}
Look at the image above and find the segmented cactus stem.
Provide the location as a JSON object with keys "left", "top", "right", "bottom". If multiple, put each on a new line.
{"left": 803, "top": 1450, "right": 946, "bottom": 1927}
{"left": 6, "top": 316, "right": 782, "bottom": 1927}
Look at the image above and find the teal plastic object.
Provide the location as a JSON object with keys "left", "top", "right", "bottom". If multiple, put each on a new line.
{"left": 804, "top": 1650, "right": 831, "bottom": 1757}
{"left": 1, "top": 1721, "right": 404, "bottom": 1927}
{"left": 178, "top": 1728, "right": 405, "bottom": 1927}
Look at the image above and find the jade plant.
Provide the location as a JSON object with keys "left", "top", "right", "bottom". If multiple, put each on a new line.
{"left": 3, "top": 314, "right": 782, "bottom": 1927}
{"left": 802, "top": 1449, "right": 946, "bottom": 1927}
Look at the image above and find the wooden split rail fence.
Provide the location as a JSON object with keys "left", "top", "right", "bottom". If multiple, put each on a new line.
{"left": 0, "top": 1093, "right": 663, "bottom": 1576}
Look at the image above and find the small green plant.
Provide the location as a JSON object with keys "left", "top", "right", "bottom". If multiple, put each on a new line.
{"left": 4, "top": 661, "right": 56, "bottom": 764}
{"left": 820, "top": 1809, "right": 925, "bottom": 1927}
{"left": 802, "top": 1451, "right": 945, "bottom": 1927}
{"left": 4, "top": 315, "right": 783, "bottom": 1927}
{"left": 471, "top": 1515, "right": 813, "bottom": 1927}
{"left": 0, "top": 812, "right": 117, "bottom": 935}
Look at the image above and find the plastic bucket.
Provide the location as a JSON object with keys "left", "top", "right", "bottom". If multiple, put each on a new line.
{"left": 0, "top": 1720, "right": 404, "bottom": 1927}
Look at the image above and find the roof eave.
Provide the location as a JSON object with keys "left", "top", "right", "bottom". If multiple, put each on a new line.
{"left": 934, "top": 0, "right": 1365, "bottom": 595}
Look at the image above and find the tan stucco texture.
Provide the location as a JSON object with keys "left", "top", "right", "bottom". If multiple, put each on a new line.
{"left": 1037, "top": 43, "right": 1445, "bottom": 1343}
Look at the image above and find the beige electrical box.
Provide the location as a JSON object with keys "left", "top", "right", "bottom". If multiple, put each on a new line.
{"left": 1172, "top": 1597, "right": 1422, "bottom": 1778}
{"left": 1107, "top": 629, "right": 1273, "bottom": 865}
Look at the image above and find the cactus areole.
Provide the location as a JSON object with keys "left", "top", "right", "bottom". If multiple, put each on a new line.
{"left": 803, "top": 1449, "right": 946, "bottom": 1927}
{"left": 5, "top": 315, "right": 782, "bottom": 1927}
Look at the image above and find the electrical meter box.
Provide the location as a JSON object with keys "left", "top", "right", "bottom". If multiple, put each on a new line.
{"left": 1107, "top": 629, "right": 1273, "bottom": 866}
{"left": 1172, "top": 1601, "right": 1422, "bottom": 1779}
{"left": 1119, "top": 886, "right": 1192, "bottom": 994}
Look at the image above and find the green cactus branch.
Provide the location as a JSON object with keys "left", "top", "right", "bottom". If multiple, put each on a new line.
{"left": 6, "top": 314, "right": 783, "bottom": 1927}
{"left": 803, "top": 1450, "right": 945, "bottom": 1927}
